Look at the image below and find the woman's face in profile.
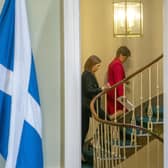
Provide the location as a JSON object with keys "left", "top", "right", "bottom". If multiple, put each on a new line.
{"left": 92, "top": 63, "right": 101, "bottom": 73}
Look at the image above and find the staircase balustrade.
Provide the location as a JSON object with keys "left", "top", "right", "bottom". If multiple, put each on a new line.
{"left": 88, "top": 54, "right": 163, "bottom": 168}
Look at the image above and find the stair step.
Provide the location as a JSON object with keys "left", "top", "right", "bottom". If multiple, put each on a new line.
{"left": 82, "top": 105, "right": 164, "bottom": 166}
{"left": 119, "top": 144, "right": 141, "bottom": 149}
{"left": 119, "top": 139, "right": 141, "bottom": 148}
{"left": 136, "top": 133, "right": 151, "bottom": 137}
{"left": 150, "top": 105, "right": 163, "bottom": 118}
{"left": 99, "top": 155, "right": 122, "bottom": 161}
{"left": 153, "top": 121, "right": 164, "bottom": 124}
{"left": 136, "top": 116, "right": 163, "bottom": 128}
{"left": 120, "top": 127, "right": 147, "bottom": 139}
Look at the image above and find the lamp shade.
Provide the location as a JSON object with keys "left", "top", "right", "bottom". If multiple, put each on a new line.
{"left": 113, "top": 0, "right": 143, "bottom": 37}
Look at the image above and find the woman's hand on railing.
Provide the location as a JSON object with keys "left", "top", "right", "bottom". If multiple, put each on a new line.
{"left": 126, "top": 80, "right": 130, "bottom": 85}
{"left": 101, "top": 82, "right": 111, "bottom": 90}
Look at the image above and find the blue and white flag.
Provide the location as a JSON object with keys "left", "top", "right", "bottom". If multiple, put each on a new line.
{"left": 0, "top": 0, "right": 43, "bottom": 167}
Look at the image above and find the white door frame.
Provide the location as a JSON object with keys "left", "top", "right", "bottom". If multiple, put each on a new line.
{"left": 64, "top": 0, "right": 168, "bottom": 168}
{"left": 164, "top": 0, "right": 168, "bottom": 168}
{"left": 64, "top": 0, "right": 81, "bottom": 168}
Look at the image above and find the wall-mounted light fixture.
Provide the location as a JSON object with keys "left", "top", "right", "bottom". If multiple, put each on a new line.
{"left": 113, "top": 0, "right": 143, "bottom": 37}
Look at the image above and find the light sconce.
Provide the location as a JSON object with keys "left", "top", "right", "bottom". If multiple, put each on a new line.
{"left": 113, "top": 0, "right": 143, "bottom": 37}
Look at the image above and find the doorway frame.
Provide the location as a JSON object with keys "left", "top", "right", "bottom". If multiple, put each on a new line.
{"left": 63, "top": 0, "right": 81, "bottom": 168}
{"left": 164, "top": 1, "right": 168, "bottom": 168}
{"left": 63, "top": 0, "right": 168, "bottom": 167}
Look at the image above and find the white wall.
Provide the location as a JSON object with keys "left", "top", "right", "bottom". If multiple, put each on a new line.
{"left": 81, "top": 0, "right": 163, "bottom": 143}
{"left": 81, "top": 0, "right": 163, "bottom": 104}
{"left": 81, "top": 0, "right": 163, "bottom": 83}
{"left": 27, "top": 1, "right": 62, "bottom": 168}
{"left": 120, "top": 138, "right": 163, "bottom": 168}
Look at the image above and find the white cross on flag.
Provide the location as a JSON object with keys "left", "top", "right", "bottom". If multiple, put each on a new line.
{"left": 0, "top": 0, "right": 43, "bottom": 167}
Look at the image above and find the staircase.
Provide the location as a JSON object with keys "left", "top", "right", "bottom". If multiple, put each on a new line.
{"left": 83, "top": 55, "right": 163, "bottom": 168}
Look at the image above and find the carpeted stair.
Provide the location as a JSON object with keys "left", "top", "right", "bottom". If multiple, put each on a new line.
{"left": 82, "top": 104, "right": 163, "bottom": 168}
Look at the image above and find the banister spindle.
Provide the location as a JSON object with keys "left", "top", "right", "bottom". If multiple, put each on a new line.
{"left": 107, "top": 125, "right": 110, "bottom": 168}
{"left": 114, "top": 88, "right": 117, "bottom": 123}
{"left": 113, "top": 126, "right": 118, "bottom": 166}
{"left": 110, "top": 126, "right": 114, "bottom": 167}
{"left": 114, "top": 88, "right": 118, "bottom": 165}
{"left": 100, "top": 123, "right": 104, "bottom": 168}
{"left": 96, "top": 100, "right": 101, "bottom": 168}
{"left": 147, "top": 67, "right": 153, "bottom": 131}
{"left": 104, "top": 123, "right": 107, "bottom": 167}
{"left": 123, "top": 83, "right": 126, "bottom": 159}
{"left": 104, "top": 93, "right": 109, "bottom": 167}
{"left": 117, "top": 126, "right": 121, "bottom": 165}
{"left": 104, "top": 93, "right": 110, "bottom": 167}
{"left": 105, "top": 93, "right": 107, "bottom": 121}
{"left": 96, "top": 99, "right": 99, "bottom": 118}
{"left": 131, "top": 79, "right": 137, "bottom": 146}
{"left": 140, "top": 72, "right": 143, "bottom": 134}
{"left": 90, "top": 55, "right": 163, "bottom": 168}
{"left": 156, "top": 63, "right": 160, "bottom": 122}
{"left": 92, "top": 107, "right": 96, "bottom": 167}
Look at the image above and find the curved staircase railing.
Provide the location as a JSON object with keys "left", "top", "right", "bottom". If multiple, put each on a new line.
{"left": 89, "top": 54, "right": 163, "bottom": 168}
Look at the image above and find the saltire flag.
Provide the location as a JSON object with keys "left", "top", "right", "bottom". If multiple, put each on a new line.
{"left": 0, "top": 0, "right": 43, "bottom": 167}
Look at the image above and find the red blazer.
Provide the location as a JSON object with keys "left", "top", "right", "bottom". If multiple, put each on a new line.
{"left": 107, "top": 58, "right": 125, "bottom": 115}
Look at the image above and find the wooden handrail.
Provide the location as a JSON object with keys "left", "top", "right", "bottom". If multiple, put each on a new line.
{"left": 90, "top": 54, "right": 163, "bottom": 142}
{"left": 90, "top": 110, "right": 163, "bottom": 142}
{"left": 92, "top": 54, "right": 163, "bottom": 100}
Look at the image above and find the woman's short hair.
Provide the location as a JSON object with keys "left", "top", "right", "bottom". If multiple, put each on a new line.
{"left": 84, "top": 55, "right": 101, "bottom": 72}
{"left": 116, "top": 46, "right": 131, "bottom": 57}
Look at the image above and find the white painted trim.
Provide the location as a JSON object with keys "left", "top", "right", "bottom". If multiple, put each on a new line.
{"left": 164, "top": 0, "right": 168, "bottom": 168}
{"left": 64, "top": 0, "right": 81, "bottom": 168}
{"left": 63, "top": 0, "right": 167, "bottom": 168}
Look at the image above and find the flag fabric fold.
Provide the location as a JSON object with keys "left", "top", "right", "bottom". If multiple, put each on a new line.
{"left": 0, "top": 0, "right": 43, "bottom": 167}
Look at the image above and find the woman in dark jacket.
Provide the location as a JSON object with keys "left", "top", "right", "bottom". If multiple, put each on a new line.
{"left": 81, "top": 55, "right": 107, "bottom": 162}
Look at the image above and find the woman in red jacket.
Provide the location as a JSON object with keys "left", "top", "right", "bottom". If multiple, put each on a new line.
{"left": 107, "top": 46, "right": 131, "bottom": 120}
